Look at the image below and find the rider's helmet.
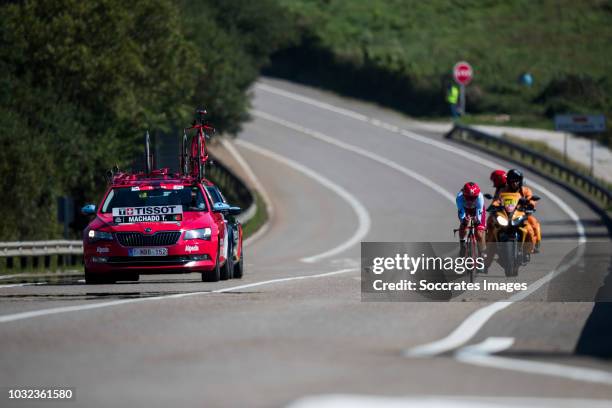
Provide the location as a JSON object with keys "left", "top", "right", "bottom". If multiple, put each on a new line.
{"left": 462, "top": 182, "right": 480, "bottom": 208}
{"left": 506, "top": 169, "right": 523, "bottom": 191}
{"left": 490, "top": 170, "right": 507, "bottom": 188}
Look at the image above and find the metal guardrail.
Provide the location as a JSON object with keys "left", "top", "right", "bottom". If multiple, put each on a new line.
{"left": 446, "top": 124, "right": 612, "bottom": 210}
{"left": 0, "top": 240, "right": 82, "bottom": 257}
{"left": 0, "top": 240, "right": 83, "bottom": 274}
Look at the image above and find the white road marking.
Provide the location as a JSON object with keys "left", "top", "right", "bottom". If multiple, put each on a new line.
{"left": 252, "top": 110, "right": 455, "bottom": 203}
{"left": 257, "top": 83, "right": 369, "bottom": 122}
{"left": 0, "top": 268, "right": 357, "bottom": 324}
{"left": 236, "top": 140, "right": 371, "bottom": 263}
{"left": 220, "top": 137, "right": 274, "bottom": 246}
{"left": 0, "top": 271, "right": 80, "bottom": 280}
{"left": 0, "top": 282, "right": 46, "bottom": 289}
{"left": 287, "top": 394, "right": 612, "bottom": 408}
{"left": 404, "top": 245, "right": 583, "bottom": 357}
{"left": 456, "top": 337, "right": 612, "bottom": 385}
{"left": 254, "top": 82, "right": 593, "bottom": 378}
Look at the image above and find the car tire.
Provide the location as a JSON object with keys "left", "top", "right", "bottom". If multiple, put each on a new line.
{"left": 220, "top": 231, "right": 234, "bottom": 280}
{"left": 202, "top": 245, "right": 221, "bottom": 282}
{"left": 220, "top": 257, "right": 232, "bottom": 281}
{"left": 233, "top": 254, "right": 244, "bottom": 279}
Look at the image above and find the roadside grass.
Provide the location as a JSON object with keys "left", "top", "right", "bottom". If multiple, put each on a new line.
{"left": 242, "top": 191, "right": 268, "bottom": 238}
{"left": 460, "top": 114, "right": 555, "bottom": 131}
{"left": 0, "top": 254, "right": 83, "bottom": 278}
{"left": 271, "top": 0, "right": 612, "bottom": 146}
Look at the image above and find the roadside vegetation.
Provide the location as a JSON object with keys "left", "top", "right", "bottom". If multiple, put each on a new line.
{"left": 0, "top": 0, "right": 295, "bottom": 240}
{"left": 267, "top": 0, "right": 612, "bottom": 144}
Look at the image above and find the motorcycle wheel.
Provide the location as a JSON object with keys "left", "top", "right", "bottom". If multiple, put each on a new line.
{"left": 499, "top": 239, "right": 517, "bottom": 277}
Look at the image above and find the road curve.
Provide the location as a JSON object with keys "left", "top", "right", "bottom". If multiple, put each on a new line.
{"left": 0, "top": 78, "right": 611, "bottom": 407}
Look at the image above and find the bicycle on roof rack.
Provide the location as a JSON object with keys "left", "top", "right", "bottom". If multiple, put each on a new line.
{"left": 180, "top": 108, "right": 215, "bottom": 180}
{"left": 137, "top": 108, "right": 214, "bottom": 179}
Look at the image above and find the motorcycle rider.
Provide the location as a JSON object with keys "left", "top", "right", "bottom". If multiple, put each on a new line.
{"left": 492, "top": 169, "right": 541, "bottom": 253}
{"left": 456, "top": 182, "right": 487, "bottom": 258}
{"left": 485, "top": 169, "right": 507, "bottom": 242}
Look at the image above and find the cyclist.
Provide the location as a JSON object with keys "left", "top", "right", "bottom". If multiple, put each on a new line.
{"left": 493, "top": 169, "right": 541, "bottom": 252}
{"left": 456, "top": 182, "right": 487, "bottom": 258}
{"left": 490, "top": 169, "right": 507, "bottom": 199}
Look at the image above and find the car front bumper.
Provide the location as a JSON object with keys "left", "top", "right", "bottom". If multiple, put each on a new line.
{"left": 84, "top": 240, "right": 218, "bottom": 274}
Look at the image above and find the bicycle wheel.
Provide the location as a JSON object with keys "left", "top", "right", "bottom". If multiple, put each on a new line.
{"left": 181, "top": 131, "right": 189, "bottom": 175}
{"left": 468, "top": 231, "right": 477, "bottom": 283}
{"left": 197, "top": 132, "right": 204, "bottom": 178}
{"left": 144, "top": 131, "right": 152, "bottom": 174}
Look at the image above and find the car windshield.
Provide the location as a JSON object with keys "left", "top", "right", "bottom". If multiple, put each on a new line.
{"left": 101, "top": 186, "right": 207, "bottom": 213}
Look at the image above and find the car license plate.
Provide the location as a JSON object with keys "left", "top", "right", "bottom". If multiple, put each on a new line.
{"left": 128, "top": 247, "right": 168, "bottom": 257}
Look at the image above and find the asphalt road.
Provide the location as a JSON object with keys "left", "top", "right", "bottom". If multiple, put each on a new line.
{"left": 1, "top": 78, "right": 611, "bottom": 408}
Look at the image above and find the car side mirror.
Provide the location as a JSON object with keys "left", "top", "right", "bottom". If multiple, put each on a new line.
{"left": 484, "top": 193, "right": 493, "bottom": 200}
{"left": 531, "top": 195, "right": 540, "bottom": 201}
{"left": 212, "top": 202, "right": 230, "bottom": 213}
{"left": 81, "top": 204, "right": 96, "bottom": 215}
{"left": 228, "top": 206, "right": 242, "bottom": 216}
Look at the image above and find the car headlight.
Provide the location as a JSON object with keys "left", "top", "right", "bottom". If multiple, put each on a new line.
{"left": 496, "top": 215, "right": 509, "bottom": 226}
{"left": 88, "top": 230, "right": 113, "bottom": 242}
{"left": 184, "top": 228, "right": 212, "bottom": 240}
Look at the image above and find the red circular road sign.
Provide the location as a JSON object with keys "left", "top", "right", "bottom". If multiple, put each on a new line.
{"left": 453, "top": 61, "right": 473, "bottom": 85}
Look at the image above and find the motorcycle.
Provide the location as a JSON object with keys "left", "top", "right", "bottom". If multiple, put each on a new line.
{"left": 484, "top": 192, "right": 539, "bottom": 277}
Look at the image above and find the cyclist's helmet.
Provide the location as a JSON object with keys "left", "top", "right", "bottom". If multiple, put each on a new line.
{"left": 462, "top": 182, "right": 480, "bottom": 198}
{"left": 506, "top": 169, "right": 523, "bottom": 188}
{"left": 490, "top": 170, "right": 507, "bottom": 188}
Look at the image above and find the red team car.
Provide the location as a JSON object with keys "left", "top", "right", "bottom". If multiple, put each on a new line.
{"left": 81, "top": 110, "right": 243, "bottom": 284}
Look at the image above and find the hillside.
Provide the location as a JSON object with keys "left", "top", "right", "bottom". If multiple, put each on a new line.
{"left": 269, "top": 0, "right": 612, "bottom": 137}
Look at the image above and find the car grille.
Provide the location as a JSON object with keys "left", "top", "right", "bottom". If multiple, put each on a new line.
{"left": 116, "top": 231, "right": 181, "bottom": 247}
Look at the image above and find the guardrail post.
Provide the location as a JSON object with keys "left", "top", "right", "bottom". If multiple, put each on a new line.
{"left": 37, "top": 255, "right": 45, "bottom": 273}
{"left": 25, "top": 256, "right": 33, "bottom": 273}
{"left": 0, "top": 257, "right": 7, "bottom": 274}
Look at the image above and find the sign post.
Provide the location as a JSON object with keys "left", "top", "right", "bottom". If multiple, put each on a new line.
{"left": 453, "top": 61, "right": 473, "bottom": 115}
{"left": 554, "top": 114, "right": 606, "bottom": 176}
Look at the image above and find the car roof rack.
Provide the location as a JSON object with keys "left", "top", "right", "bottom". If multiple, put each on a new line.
{"left": 105, "top": 108, "right": 216, "bottom": 187}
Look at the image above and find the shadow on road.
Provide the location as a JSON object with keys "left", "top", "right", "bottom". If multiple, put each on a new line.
{"left": 575, "top": 254, "right": 612, "bottom": 359}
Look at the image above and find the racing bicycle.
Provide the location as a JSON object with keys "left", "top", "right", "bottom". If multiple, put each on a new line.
{"left": 181, "top": 109, "right": 215, "bottom": 179}
{"left": 454, "top": 215, "right": 480, "bottom": 283}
